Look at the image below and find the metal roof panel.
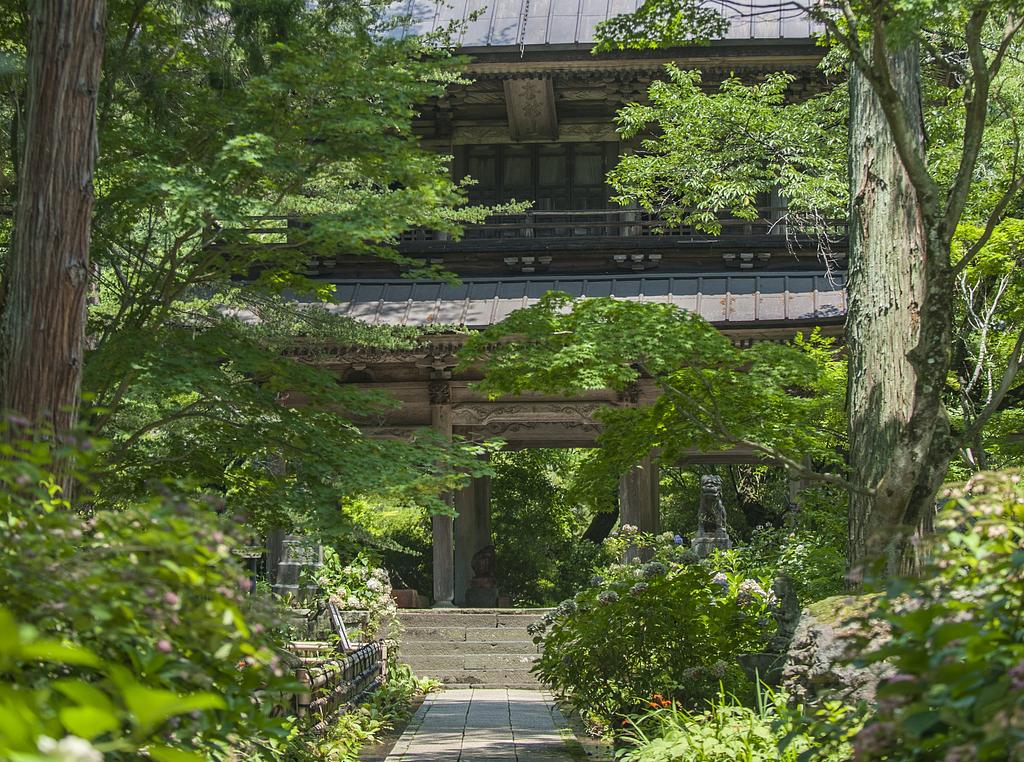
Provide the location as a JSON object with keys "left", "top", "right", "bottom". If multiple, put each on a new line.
{"left": 324, "top": 272, "right": 846, "bottom": 328}
{"left": 387, "top": 0, "right": 819, "bottom": 47}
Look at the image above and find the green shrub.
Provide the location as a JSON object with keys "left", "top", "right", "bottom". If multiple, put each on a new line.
{"left": 849, "top": 471, "right": 1024, "bottom": 760}
{"left": 619, "top": 686, "right": 856, "bottom": 762}
{"left": 491, "top": 449, "right": 612, "bottom": 605}
{"left": 0, "top": 436, "right": 296, "bottom": 759}
{"left": 316, "top": 549, "right": 399, "bottom": 638}
{"left": 531, "top": 529, "right": 775, "bottom": 727}
{"left": 730, "top": 485, "right": 847, "bottom": 604}
{"left": 0, "top": 606, "right": 231, "bottom": 761}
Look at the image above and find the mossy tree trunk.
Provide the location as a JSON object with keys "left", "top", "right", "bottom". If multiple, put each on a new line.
{"left": 846, "top": 42, "right": 955, "bottom": 577}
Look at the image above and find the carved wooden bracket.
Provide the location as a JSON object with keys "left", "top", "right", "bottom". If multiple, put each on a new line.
{"left": 503, "top": 77, "right": 558, "bottom": 141}
{"left": 428, "top": 380, "right": 452, "bottom": 405}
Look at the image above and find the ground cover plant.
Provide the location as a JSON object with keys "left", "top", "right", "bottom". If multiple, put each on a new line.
{"left": 618, "top": 686, "right": 858, "bottom": 762}
{"left": 307, "top": 663, "right": 437, "bottom": 761}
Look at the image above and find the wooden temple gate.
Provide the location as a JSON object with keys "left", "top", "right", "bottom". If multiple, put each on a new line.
{"left": 292, "top": 305, "right": 844, "bottom": 608}
{"left": 260, "top": 0, "right": 847, "bottom": 607}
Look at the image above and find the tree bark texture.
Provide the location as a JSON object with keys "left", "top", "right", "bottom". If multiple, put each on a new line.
{"left": 846, "top": 44, "right": 947, "bottom": 577}
{"left": 1, "top": 1, "right": 106, "bottom": 450}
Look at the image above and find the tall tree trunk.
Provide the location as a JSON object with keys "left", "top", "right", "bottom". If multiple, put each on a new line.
{"left": 1, "top": 1, "right": 106, "bottom": 485}
{"left": 846, "top": 43, "right": 933, "bottom": 579}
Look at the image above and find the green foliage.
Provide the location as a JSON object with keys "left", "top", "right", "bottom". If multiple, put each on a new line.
{"left": 461, "top": 294, "right": 846, "bottom": 492}
{"left": 530, "top": 530, "right": 774, "bottom": 727}
{"left": 316, "top": 550, "right": 398, "bottom": 638}
{"left": 490, "top": 449, "right": 613, "bottom": 605}
{"left": 0, "top": 434, "right": 297, "bottom": 759}
{"left": 88, "top": 296, "right": 497, "bottom": 541}
{"left": 594, "top": 0, "right": 729, "bottom": 50}
{"left": 307, "top": 663, "right": 434, "bottom": 761}
{"left": 618, "top": 686, "right": 855, "bottom": 762}
{"left": 610, "top": 67, "right": 847, "bottom": 234}
{"left": 2, "top": 0, "right": 500, "bottom": 542}
{"left": 0, "top": 606, "right": 228, "bottom": 762}
{"left": 344, "top": 498, "right": 434, "bottom": 596}
{"left": 847, "top": 470, "right": 1024, "bottom": 760}
{"left": 731, "top": 485, "right": 848, "bottom": 604}
{"left": 591, "top": 0, "right": 1024, "bottom": 487}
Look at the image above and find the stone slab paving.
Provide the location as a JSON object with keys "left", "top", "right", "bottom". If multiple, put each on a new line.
{"left": 385, "top": 688, "right": 581, "bottom": 761}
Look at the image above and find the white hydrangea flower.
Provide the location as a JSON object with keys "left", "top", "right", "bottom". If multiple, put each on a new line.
{"left": 38, "top": 735, "right": 104, "bottom": 762}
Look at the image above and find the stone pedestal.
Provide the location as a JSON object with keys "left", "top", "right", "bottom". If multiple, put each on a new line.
{"left": 465, "top": 586, "right": 498, "bottom": 607}
{"left": 270, "top": 533, "right": 323, "bottom": 601}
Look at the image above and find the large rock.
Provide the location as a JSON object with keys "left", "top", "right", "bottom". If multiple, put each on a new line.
{"left": 781, "top": 594, "right": 893, "bottom": 706}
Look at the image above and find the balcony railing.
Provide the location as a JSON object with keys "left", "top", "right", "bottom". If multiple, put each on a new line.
{"left": 224, "top": 207, "right": 847, "bottom": 253}
{"left": 398, "top": 207, "right": 847, "bottom": 245}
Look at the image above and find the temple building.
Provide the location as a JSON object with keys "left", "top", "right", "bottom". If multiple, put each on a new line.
{"left": 293, "top": 0, "right": 846, "bottom": 606}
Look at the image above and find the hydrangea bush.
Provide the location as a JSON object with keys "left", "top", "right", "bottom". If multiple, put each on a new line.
{"left": 316, "top": 550, "right": 398, "bottom": 638}
{"left": 0, "top": 434, "right": 297, "bottom": 760}
{"left": 530, "top": 527, "right": 776, "bottom": 726}
{"left": 849, "top": 471, "right": 1024, "bottom": 760}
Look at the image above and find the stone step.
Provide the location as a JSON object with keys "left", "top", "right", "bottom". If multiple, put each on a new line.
{"left": 422, "top": 669, "right": 541, "bottom": 686}
{"left": 402, "top": 640, "right": 539, "bottom": 655}
{"left": 404, "top": 654, "right": 539, "bottom": 671}
{"left": 397, "top": 609, "right": 550, "bottom": 629}
{"left": 443, "top": 683, "right": 542, "bottom": 690}
{"left": 397, "top": 608, "right": 549, "bottom": 689}
{"left": 401, "top": 626, "right": 538, "bottom": 643}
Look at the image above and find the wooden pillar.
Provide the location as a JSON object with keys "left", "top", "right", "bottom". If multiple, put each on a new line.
{"left": 430, "top": 381, "right": 455, "bottom": 608}
{"left": 474, "top": 473, "right": 492, "bottom": 554}
{"left": 453, "top": 477, "right": 476, "bottom": 607}
{"left": 648, "top": 459, "right": 660, "bottom": 535}
{"left": 619, "top": 455, "right": 658, "bottom": 561}
{"left": 454, "top": 470, "right": 493, "bottom": 606}
{"left": 619, "top": 455, "right": 658, "bottom": 534}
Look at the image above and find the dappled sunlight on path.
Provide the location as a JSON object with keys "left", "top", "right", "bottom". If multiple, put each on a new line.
{"left": 384, "top": 688, "right": 582, "bottom": 761}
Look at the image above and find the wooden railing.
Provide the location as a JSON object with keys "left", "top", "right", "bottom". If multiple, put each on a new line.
{"left": 290, "top": 639, "right": 390, "bottom": 735}
{"left": 282, "top": 604, "right": 393, "bottom": 736}
{"left": 399, "top": 207, "right": 847, "bottom": 244}
{"left": 221, "top": 207, "right": 847, "bottom": 254}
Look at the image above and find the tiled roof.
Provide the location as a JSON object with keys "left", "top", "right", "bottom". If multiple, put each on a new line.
{"left": 306, "top": 272, "right": 845, "bottom": 328}
{"left": 388, "top": 0, "right": 819, "bottom": 48}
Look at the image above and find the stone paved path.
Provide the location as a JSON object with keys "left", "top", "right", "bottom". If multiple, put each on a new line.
{"left": 384, "top": 688, "right": 580, "bottom": 761}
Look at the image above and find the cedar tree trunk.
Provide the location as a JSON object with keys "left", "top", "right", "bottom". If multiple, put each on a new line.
{"left": 1, "top": 1, "right": 106, "bottom": 474}
{"left": 846, "top": 43, "right": 952, "bottom": 577}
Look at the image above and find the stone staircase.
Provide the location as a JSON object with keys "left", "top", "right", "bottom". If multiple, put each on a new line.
{"left": 398, "top": 608, "right": 550, "bottom": 689}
